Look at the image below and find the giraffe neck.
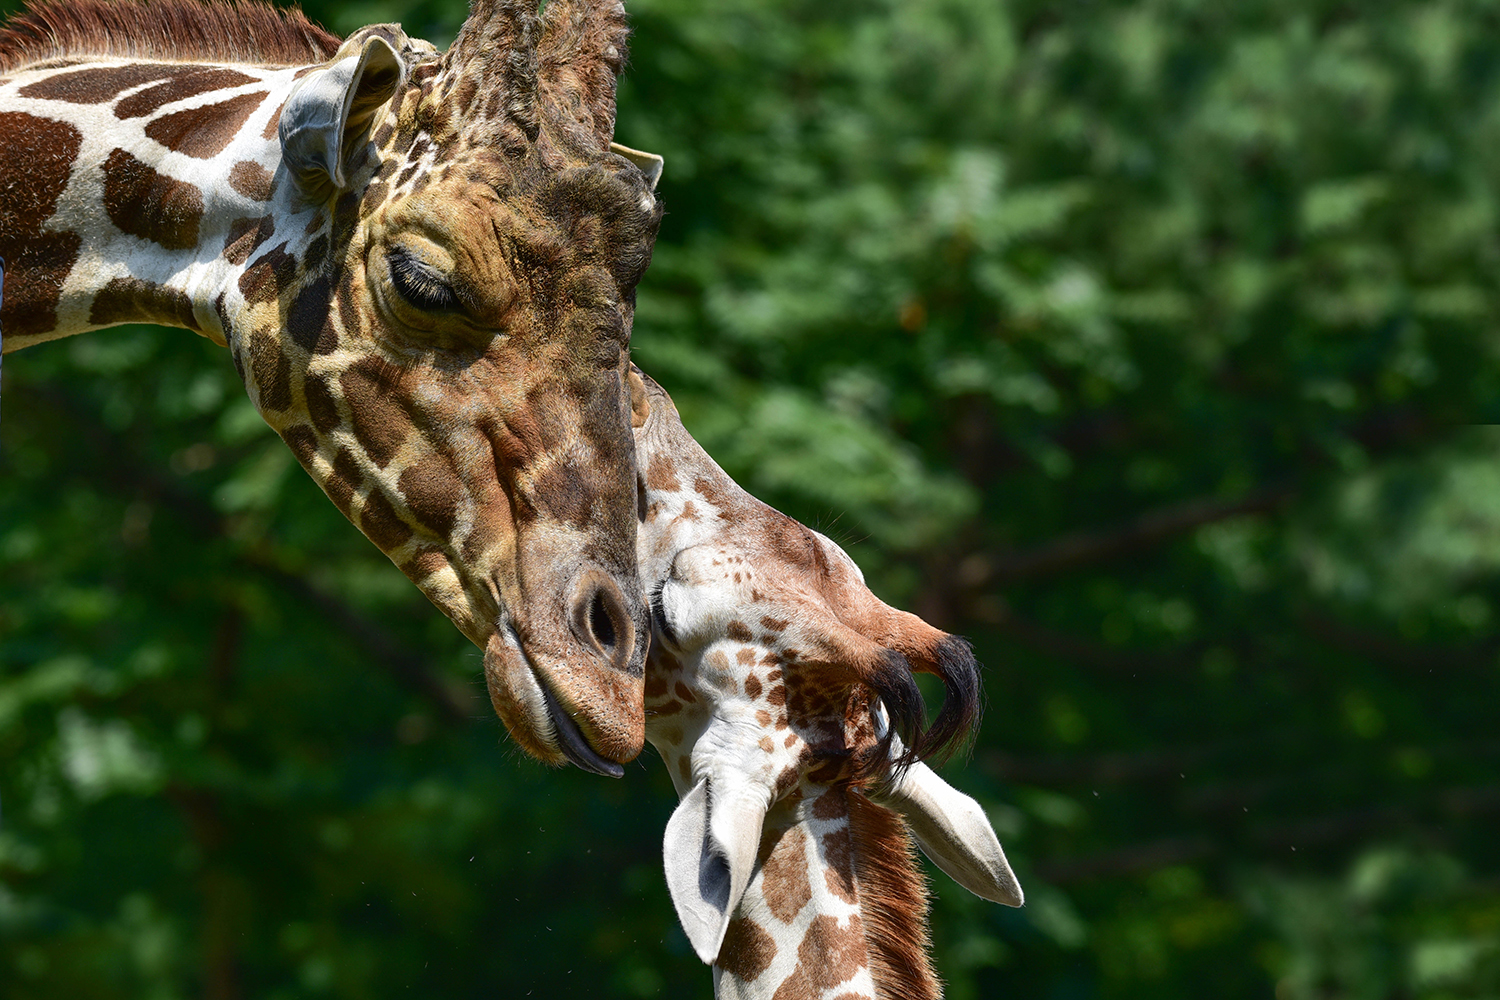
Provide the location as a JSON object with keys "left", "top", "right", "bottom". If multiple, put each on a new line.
{"left": 0, "top": 58, "right": 321, "bottom": 352}
{"left": 713, "top": 784, "right": 938, "bottom": 1000}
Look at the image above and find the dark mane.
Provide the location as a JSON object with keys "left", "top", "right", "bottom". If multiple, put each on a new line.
{"left": 0, "top": 0, "right": 342, "bottom": 74}
{"left": 848, "top": 792, "right": 940, "bottom": 999}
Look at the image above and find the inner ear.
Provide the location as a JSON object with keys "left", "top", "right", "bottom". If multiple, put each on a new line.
{"left": 610, "top": 142, "right": 664, "bottom": 191}
{"left": 280, "top": 33, "right": 405, "bottom": 199}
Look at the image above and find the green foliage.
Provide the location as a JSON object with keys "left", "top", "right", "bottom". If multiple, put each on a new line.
{"left": 3, "top": 0, "right": 1499, "bottom": 997}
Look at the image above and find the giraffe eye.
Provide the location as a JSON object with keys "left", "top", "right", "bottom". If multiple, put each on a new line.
{"left": 387, "top": 246, "right": 461, "bottom": 313}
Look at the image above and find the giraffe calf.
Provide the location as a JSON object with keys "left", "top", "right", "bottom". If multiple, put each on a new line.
{"left": 631, "top": 369, "right": 1022, "bottom": 1000}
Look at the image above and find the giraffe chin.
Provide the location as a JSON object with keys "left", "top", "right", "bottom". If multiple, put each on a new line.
{"left": 538, "top": 684, "right": 626, "bottom": 779}
{"left": 482, "top": 624, "right": 631, "bottom": 777}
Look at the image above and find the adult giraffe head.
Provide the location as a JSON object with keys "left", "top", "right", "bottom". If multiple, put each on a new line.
{"left": 0, "top": 0, "right": 665, "bottom": 773}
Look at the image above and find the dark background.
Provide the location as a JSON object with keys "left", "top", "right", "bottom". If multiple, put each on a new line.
{"left": 3, "top": 0, "right": 1500, "bottom": 997}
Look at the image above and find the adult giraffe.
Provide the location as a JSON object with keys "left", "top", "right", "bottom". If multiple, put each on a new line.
{"left": 631, "top": 370, "right": 1024, "bottom": 998}
{"left": 0, "top": 0, "right": 666, "bottom": 775}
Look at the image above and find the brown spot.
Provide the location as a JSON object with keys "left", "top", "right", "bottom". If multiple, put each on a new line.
{"left": 237, "top": 242, "right": 296, "bottom": 302}
{"left": 770, "top": 966, "right": 816, "bottom": 1000}
{"left": 334, "top": 271, "right": 363, "bottom": 338}
{"left": 0, "top": 112, "right": 83, "bottom": 337}
{"left": 340, "top": 358, "right": 409, "bottom": 467}
{"left": 453, "top": 75, "right": 478, "bottom": 115}
{"left": 325, "top": 449, "right": 361, "bottom": 516}
{"left": 726, "top": 620, "right": 753, "bottom": 643}
{"left": 19, "top": 63, "right": 177, "bottom": 102}
{"left": 756, "top": 710, "right": 772, "bottom": 727}
{"left": 262, "top": 99, "right": 286, "bottom": 139}
{"left": 103, "top": 147, "right": 203, "bottom": 250}
{"left": 303, "top": 234, "right": 329, "bottom": 271}
{"left": 744, "top": 674, "right": 763, "bottom": 699}
{"left": 717, "top": 916, "right": 776, "bottom": 984}
{"left": 360, "top": 179, "right": 388, "bottom": 213}
{"left": 767, "top": 669, "right": 783, "bottom": 682}
{"left": 653, "top": 699, "right": 682, "bottom": 717}
{"left": 821, "top": 828, "right": 857, "bottom": 904}
{"left": 758, "top": 736, "right": 775, "bottom": 753}
{"left": 672, "top": 682, "right": 697, "bottom": 704}
{"left": 281, "top": 425, "right": 317, "bottom": 467}
{"left": 645, "top": 671, "right": 669, "bottom": 698}
{"left": 248, "top": 331, "right": 292, "bottom": 411}
{"left": 287, "top": 274, "right": 337, "bottom": 354}
{"left": 767, "top": 685, "right": 786, "bottom": 708}
{"left": 488, "top": 404, "right": 544, "bottom": 471}
{"left": 145, "top": 91, "right": 265, "bottom": 158}
{"left": 759, "top": 825, "right": 812, "bottom": 923}
{"left": 774, "top": 763, "right": 801, "bottom": 800}
{"left": 812, "top": 788, "right": 847, "bottom": 822}
{"left": 115, "top": 68, "right": 258, "bottom": 119}
{"left": 645, "top": 450, "right": 679, "bottom": 492}
{"left": 331, "top": 190, "right": 360, "bottom": 250}
{"left": 398, "top": 548, "right": 447, "bottom": 583}
{"left": 531, "top": 462, "right": 593, "bottom": 527}
{"left": 761, "top": 615, "right": 790, "bottom": 632}
{"left": 229, "top": 160, "right": 274, "bottom": 201}
{"left": 398, "top": 454, "right": 463, "bottom": 539}
{"left": 692, "top": 473, "right": 732, "bottom": 512}
{"left": 223, "top": 215, "right": 275, "bottom": 265}
{"left": 88, "top": 276, "right": 198, "bottom": 330}
{"left": 302, "top": 375, "right": 341, "bottom": 433}
{"left": 800, "top": 914, "right": 867, "bottom": 992}
{"left": 361, "top": 489, "right": 413, "bottom": 550}
{"left": 736, "top": 647, "right": 756, "bottom": 665}
{"left": 784, "top": 732, "right": 796, "bottom": 746}
{"left": 675, "top": 500, "right": 698, "bottom": 522}
{"left": 775, "top": 715, "right": 788, "bottom": 730}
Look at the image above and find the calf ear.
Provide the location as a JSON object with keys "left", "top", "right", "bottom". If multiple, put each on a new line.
{"left": 610, "top": 142, "right": 664, "bottom": 190}
{"left": 280, "top": 29, "right": 406, "bottom": 199}
{"left": 663, "top": 778, "right": 768, "bottom": 964}
{"left": 870, "top": 758, "right": 1024, "bottom": 907}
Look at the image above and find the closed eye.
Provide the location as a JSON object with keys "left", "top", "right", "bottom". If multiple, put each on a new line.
{"left": 387, "top": 246, "right": 462, "bottom": 312}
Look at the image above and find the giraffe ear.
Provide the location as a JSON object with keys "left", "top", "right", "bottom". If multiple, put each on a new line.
{"left": 280, "top": 31, "right": 406, "bottom": 198}
{"left": 662, "top": 778, "right": 768, "bottom": 964}
{"left": 870, "top": 757, "right": 1024, "bottom": 907}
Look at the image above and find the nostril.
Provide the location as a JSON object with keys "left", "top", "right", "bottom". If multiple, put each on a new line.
{"left": 589, "top": 588, "right": 618, "bottom": 652}
{"left": 570, "top": 572, "right": 636, "bottom": 670}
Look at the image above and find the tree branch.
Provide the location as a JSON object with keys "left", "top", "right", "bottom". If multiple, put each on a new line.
{"left": 987, "top": 484, "right": 1296, "bottom": 585}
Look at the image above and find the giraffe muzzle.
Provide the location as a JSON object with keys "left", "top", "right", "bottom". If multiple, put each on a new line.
{"left": 538, "top": 680, "right": 625, "bottom": 778}
{"left": 481, "top": 565, "right": 647, "bottom": 773}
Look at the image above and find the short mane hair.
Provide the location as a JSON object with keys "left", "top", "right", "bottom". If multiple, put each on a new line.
{"left": 0, "top": 0, "right": 342, "bottom": 73}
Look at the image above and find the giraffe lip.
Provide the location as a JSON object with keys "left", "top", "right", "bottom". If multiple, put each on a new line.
{"left": 538, "top": 682, "right": 625, "bottom": 778}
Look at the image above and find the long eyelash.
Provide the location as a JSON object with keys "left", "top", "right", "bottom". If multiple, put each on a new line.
{"left": 387, "top": 247, "right": 461, "bottom": 312}
{"left": 650, "top": 581, "right": 678, "bottom": 646}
